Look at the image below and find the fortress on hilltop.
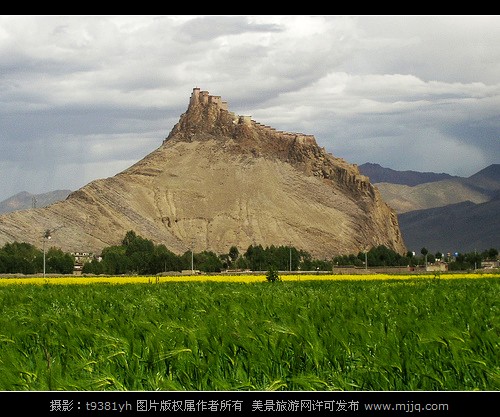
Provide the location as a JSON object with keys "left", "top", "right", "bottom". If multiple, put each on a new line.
{"left": 183, "top": 87, "right": 374, "bottom": 194}
{"left": 0, "top": 86, "right": 406, "bottom": 258}
{"left": 189, "top": 87, "right": 316, "bottom": 145}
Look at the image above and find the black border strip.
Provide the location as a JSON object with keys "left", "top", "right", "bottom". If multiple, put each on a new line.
{"left": 1, "top": 390, "right": 497, "bottom": 416}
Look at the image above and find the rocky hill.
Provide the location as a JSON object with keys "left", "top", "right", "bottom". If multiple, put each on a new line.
{"left": 0, "top": 88, "right": 406, "bottom": 259}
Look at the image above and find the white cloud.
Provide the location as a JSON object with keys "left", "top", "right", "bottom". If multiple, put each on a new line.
{"left": 0, "top": 15, "right": 498, "bottom": 200}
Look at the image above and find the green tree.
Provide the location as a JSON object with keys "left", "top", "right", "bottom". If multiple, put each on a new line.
{"left": 245, "top": 244, "right": 266, "bottom": 271}
{"left": 81, "top": 259, "right": 104, "bottom": 275}
{"left": 449, "top": 251, "right": 482, "bottom": 271}
{"left": 421, "top": 247, "right": 429, "bottom": 266}
{"left": 229, "top": 246, "right": 239, "bottom": 263}
{"left": 363, "top": 245, "right": 405, "bottom": 267}
{"left": 0, "top": 241, "right": 41, "bottom": 274}
{"left": 46, "top": 247, "right": 74, "bottom": 274}
{"left": 334, "top": 254, "right": 363, "bottom": 267}
{"left": 482, "top": 248, "right": 498, "bottom": 260}
{"left": 466, "top": 252, "right": 482, "bottom": 270}
{"left": 152, "top": 244, "right": 182, "bottom": 273}
{"left": 122, "top": 231, "right": 155, "bottom": 274}
{"left": 100, "top": 246, "right": 129, "bottom": 275}
{"left": 234, "top": 255, "right": 249, "bottom": 270}
{"left": 219, "top": 253, "right": 232, "bottom": 269}
{"left": 196, "top": 251, "right": 223, "bottom": 273}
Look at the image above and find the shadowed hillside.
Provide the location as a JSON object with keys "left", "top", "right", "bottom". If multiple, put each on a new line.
{"left": 398, "top": 193, "right": 500, "bottom": 253}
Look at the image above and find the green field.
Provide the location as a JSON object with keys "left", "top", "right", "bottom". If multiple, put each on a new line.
{"left": 0, "top": 278, "right": 498, "bottom": 390}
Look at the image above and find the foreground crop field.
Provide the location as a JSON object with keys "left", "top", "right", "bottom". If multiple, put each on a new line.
{"left": 0, "top": 271, "right": 499, "bottom": 285}
{"left": 0, "top": 277, "right": 498, "bottom": 391}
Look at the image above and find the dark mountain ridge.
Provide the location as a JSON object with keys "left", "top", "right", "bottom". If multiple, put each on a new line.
{"left": 358, "top": 162, "right": 460, "bottom": 186}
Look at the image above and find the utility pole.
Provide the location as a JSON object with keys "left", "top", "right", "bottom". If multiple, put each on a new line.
{"left": 43, "top": 229, "right": 52, "bottom": 278}
{"left": 191, "top": 239, "right": 194, "bottom": 274}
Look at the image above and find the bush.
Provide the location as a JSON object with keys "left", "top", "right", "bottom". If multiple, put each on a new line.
{"left": 266, "top": 266, "right": 281, "bottom": 283}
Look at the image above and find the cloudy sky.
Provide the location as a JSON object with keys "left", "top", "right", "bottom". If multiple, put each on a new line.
{"left": 0, "top": 15, "right": 499, "bottom": 201}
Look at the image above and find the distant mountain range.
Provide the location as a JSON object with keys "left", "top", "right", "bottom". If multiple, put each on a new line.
{"left": 359, "top": 163, "right": 498, "bottom": 214}
{"left": 358, "top": 162, "right": 460, "bottom": 186}
{"left": 0, "top": 190, "right": 72, "bottom": 214}
{"left": 359, "top": 163, "right": 500, "bottom": 253}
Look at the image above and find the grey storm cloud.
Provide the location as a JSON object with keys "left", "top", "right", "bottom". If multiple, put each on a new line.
{"left": 0, "top": 15, "right": 498, "bottom": 201}
{"left": 175, "top": 15, "right": 283, "bottom": 42}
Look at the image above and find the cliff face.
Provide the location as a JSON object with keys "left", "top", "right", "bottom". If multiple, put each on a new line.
{"left": 0, "top": 88, "right": 406, "bottom": 258}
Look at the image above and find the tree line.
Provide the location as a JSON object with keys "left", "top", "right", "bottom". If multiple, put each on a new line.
{"left": 0, "top": 230, "right": 498, "bottom": 275}
{"left": 81, "top": 231, "right": 500, "bottom": 275}
{"left": 0, "top": 242, "right": 74, "bottom": 274}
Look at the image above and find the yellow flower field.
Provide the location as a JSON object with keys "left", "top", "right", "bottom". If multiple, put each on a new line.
{"left": 0, "top": 272, "right": 498, "bottom": 285}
